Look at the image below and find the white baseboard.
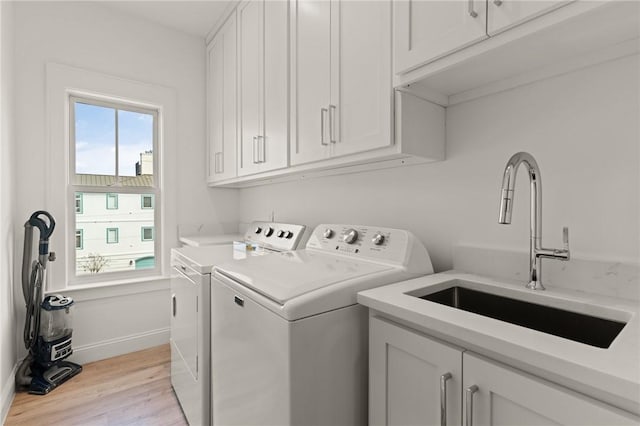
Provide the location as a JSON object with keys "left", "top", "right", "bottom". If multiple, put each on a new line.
{"left": 1, "top": 363, "right": 17, "bottom": 425}
{"left": 68, "top": 327, "right": 170, "bottom": 365}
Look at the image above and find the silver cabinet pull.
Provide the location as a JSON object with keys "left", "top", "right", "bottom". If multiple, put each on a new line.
{"left": 214, "top": 152, "right": 223, "bottom": 173}
{"left": 320, "top": 107, "right": 328, "bottom": 146}
{"left": 440, "top": 373, "right": 452, "bottom": 426}
{"left": 258, "top": 135, "right": 266, "bottom": 163}
{"left": 468, "top": 0, "right": 478, "bottom": 17}
{"left": 171, "top": 294, "right": 177, "bottom": 317}
{"left": 252, "top": 136, "right": 259, "bottom": 164}
{"left": 493, "top": 0, "right": 503, "bottom": 5}
{"left": 465, "top": 385, "right": 479, "bottom": 426}
{"left": 329, "top": 105, "right": 337, "bottom": 144}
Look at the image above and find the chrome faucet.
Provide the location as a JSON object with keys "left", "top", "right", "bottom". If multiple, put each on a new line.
{"left": 498, "top": 152, "right": 570, "bottom": 290}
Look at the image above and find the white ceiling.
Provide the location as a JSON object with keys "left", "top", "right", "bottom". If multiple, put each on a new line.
{"left": 101, "top": 1, "right": 234, "bottom": 39}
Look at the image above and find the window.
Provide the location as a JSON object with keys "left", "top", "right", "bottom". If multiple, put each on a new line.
{"left": 70, "top": 96, "right": 159, "bottom": 278}
{"left": 141, "top": 194, "right": 154, "bottom": 209}
{"left": 75, "top": 193, "right": 83, "bottom": 214}
{"left": 106, "top": 193, "right": 118, "bottom": 210}
{"left": 106, "top": 228, "right": 119, "bottom": 244}
{"left": 141, "top": 227, "right": 154, "bottom": 242}
{"left": 75, "top": 229, "right": 83, "bottom": 250}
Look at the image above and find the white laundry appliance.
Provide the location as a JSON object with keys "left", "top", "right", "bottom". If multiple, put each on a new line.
{"left": 211, "top": 224, "right": 434, "bottom": 426}
{"left": 170, "top": 221, "right": 307, "bottom": 426}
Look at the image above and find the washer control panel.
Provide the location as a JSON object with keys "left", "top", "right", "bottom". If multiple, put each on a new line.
{"left": 307, "top": 224, "right": 413, "bottom": 265}
{"left": 244, "top": 221, "right": 307, "bottom": 251}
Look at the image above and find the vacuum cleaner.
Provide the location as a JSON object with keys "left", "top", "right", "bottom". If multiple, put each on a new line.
{"left": 15, "top": 211, "right": 82, "bottom": 395}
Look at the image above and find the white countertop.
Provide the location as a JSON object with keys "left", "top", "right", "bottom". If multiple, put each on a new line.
{"left": 357, "top": 271, "right": 640, "bottom": 414}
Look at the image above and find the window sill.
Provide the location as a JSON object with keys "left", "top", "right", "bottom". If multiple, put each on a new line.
{"left": 48, "top": 275, "right": 170, "bottom": 302}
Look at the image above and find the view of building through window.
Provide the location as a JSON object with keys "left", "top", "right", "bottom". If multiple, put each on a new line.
{"left": 72, "top": 98, "right": 157, "bottom": 276}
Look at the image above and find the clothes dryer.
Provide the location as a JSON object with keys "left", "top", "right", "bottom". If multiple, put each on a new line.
{"left": 170, "top": 221, "right": 307, "bottom": 426}
{"left": 211, "top": 224, "right": 434, "bottom": 426}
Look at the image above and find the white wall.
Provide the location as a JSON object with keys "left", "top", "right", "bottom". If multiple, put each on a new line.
{"left": 0, "top": 1, "right": 16, "bottom": 420}
{"left": 238, "top": 55, "right": 640, "bottom": 276}
{"left": 12, "top": 1, "right": 238, "bottom": 363}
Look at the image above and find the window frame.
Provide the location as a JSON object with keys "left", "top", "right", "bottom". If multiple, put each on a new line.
{"left": 75, "top": 229, "right": 84, "bottom": 250}
{"left": 69, "top": 95, "right": 161, "bottom": 285}
{"left": 106, "top": 227, "right": 119, "bottom": 244}
{"left": 75, "top": 193, "right": 83, "bottom": 214}
{"left": 106, "top": 193, "right": 119, "bottom": 210}
{"left": 141, "top": 194, "right": 154, "bottom": 209}
{"left": 141, "top": 226, "right": 154, "bottom": 242}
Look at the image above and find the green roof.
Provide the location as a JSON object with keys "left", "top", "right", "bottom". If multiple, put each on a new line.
{"left": 75, "top": 174, "right": 154, "bottom": 187}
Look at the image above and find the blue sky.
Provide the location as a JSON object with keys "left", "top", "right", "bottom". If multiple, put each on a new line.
{"left": 75, "top": 102, "right": 153, "bottom": 177}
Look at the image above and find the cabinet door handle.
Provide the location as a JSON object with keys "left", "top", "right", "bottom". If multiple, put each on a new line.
{"left": 493, "top": 0, "right": 503, "bottom": 6}
{"left": 468, "top": 0, "right": 478, "bottom": 17}
{"left": 329, "top": 105, "right": 337, "bottom": 144}
{"left": 252, "top": 136, "right": 259, "bottom": 164}
{"left": 258, "top": 135, "right": 266, "bottom": 163}
{"left": 465, "top": 385, "right": 479, "bottom": 426}
{"left": 215, "top": 152, "right": 223, "bottom": 173}
{"left": 320, "top": 108, "right": 328, "bottom": 146}
{"left": 171, "top": 294, "right": 177, "bottom": 317}
{"left": 440, "top": 372, "right": 452, "bottom": 426}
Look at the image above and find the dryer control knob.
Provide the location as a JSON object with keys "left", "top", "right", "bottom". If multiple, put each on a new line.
{"left": 277, "top": 230, "right": 285, "bottom": 238}
{"left": 285, "top": 231, "right": 294, "bottom": 239}
{"left": 372, "top": 233, "right": 385, "bottom": 245}
{"left": 323, "top": 228, "right": 334, "bottom": 239}
{"left": 255, "top": 227, "right": 263, "bottom": 234}
{"left": 265, "top": 227, "right": 274, "bottom": 237}
{"left": 342, "top": 229, "right": 358, "bottom": 244}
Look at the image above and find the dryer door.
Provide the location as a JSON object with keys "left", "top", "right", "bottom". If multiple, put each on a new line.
{"left": 171, "top": 265, "right": 199, "bottom": 380}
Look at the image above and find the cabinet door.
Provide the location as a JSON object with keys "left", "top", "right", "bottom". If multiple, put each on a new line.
{"left": 238, "top": 0, "right": 289, "bottom": 176}
{"left": 290, "top": 0, "right": 332, "bottom": 166}
{"left": 330, "top": 0, "right": 392, "bottom": 158}
{"left": 262, "top": 0, "right": 289, "bottom": 172}
{"left": 171, "top": 266, "right": 199, "bottom": 380}
{"left": 369, "top": 316, "right": 463, "bottom": 426}
{"left": 238, "top": 0, "right": 264, "bottom": 176}
{"left": 394, "top": 0, "right": 488, "bottom": 75}
{"left": 488, "top": 0, "right": 574, "bottom": 36}
{"left": 207, "top": 14, "right": 237, "bottom": 183}
{"left": 463, "top": 353, "right": 639, "bottom": 426}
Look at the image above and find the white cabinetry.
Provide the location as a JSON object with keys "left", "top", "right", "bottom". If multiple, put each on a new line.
{"left": 290, "top": 0, "right": 393, "bottom": 166}
{"left": 237, "top": 0, "right": 288, "bottom": 176}
{"left": 394, "top": 0, "right": 488, "bottom": 74}
{"left": 207, "top": 13, "right": 237, "bottom": 183}
{"left": 394, "top": 0, "right": 572, "bottom": 75}
{"left": 487, "top": 0, "right": 572, "bottom": 35}
{"left": 369, "top": 316, "right": 639, "bottom": 426}
{"left": 370, "top": 317, "right": 462, "bottom": 426}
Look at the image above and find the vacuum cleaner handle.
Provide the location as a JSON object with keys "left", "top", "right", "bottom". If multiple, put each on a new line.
{"left": 29, "top": 211, "right": 56, "bottom": 255}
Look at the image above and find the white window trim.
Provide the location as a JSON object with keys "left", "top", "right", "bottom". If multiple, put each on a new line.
{"left": 46, "top": 62, "right": 177, "bottom": 291}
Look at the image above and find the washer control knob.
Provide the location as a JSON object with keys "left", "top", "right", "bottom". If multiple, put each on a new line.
{"left": 323, "top": 228, "right": 334, "bottom": 239}
{"left": 342, "top": 229, "right": 359, "bottom": 244}
{"left": 277, "top": 230, "right": 285, "bottom": 238}
{"left": 285, "top": 231, "right": 294, "bottom": 239}
{"left": 265, "top": 227, "right": 274, "bottom": 237}
{"left": 372, "top": 233, "right": 385, "bottom": 245}
{"left": 255, "top": 227, "right": 262, "bottom": 234}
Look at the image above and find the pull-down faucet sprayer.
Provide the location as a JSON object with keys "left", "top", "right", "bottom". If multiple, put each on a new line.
{"left": 498, "top": 152, "right": 570, "bottom": 290}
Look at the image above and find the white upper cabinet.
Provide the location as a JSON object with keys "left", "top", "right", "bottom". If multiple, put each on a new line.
{"left": 394, "top": 0, "right": 488, "bottom": 74}
{"left": 487, "top": 0, "right": 573, "bottom": 35}
{"left": 290, "top": 0, "right": 393, "bottom": 166}
{"left": 237, "top": 0, "right": 288, "bottom": 177}
{"left": 207, "top": 13, "right": 237, "bottom": 183}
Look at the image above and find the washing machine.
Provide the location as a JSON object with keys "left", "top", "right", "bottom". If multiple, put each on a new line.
{"left": 170, "top": 221, "right": 308, "bottom": 426}
{"left": 211, "top": 224, "right": 434, "bottom": 426}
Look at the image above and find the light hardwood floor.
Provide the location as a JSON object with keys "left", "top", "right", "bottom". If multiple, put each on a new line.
{"left": 5, "top": 344, "right": 188, "bottom": 426}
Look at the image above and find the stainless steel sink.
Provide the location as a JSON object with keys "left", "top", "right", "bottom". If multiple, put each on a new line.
{"left": 418, "top": 286, "right": 627, "bottom": 348}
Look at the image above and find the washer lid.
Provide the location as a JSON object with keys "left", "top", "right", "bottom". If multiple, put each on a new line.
{"left": 214, "top": 250, "right": 394, "bottom": 305}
